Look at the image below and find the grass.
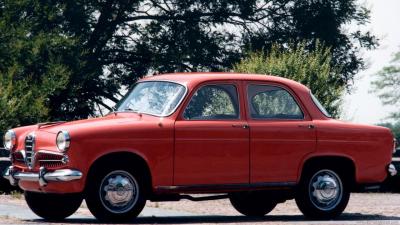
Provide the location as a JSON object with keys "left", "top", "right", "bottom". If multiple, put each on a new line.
{"left": 10, "top": 190, "right": 23, "bottom": 199}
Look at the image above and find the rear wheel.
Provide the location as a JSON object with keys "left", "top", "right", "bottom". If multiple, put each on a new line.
{"left": 85, "top": 164, "right": 147, "bottom": 222}
{"left": 229, "top": 191, "right": 278, "bottom": 216}
{"left": 295, "top": 166, "right": 350, "bottom": 219}
{"left": 25, "top": 191, "right": 83, "bottom": 221}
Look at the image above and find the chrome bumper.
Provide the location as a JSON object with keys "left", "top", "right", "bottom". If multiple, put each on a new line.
{"left": 3, "top": 166, "right": 82, "bottom": 187}
{"left": 388, "top": 163, "right": 398, "bottom": 177}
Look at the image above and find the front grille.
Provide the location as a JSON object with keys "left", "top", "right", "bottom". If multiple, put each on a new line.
{"left": 12, "top": 151, "right": 25, "bottom": 163}
{"left": 25, "top": 134, "right": 35, "bottom": 168}
{"left": 37, "top": 153, "right": 65, "bottom": 168}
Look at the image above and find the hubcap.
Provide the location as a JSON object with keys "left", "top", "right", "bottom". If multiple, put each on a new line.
{"left": 99, "top": 170, "right": 139, "bottom": 214}
{"left": 309, "top": 169, "right": 343, "bottom": 211}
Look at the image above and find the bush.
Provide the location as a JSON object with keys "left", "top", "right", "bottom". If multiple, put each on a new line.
{"left": 234, "top": 41, "right": 344, "bottom": 118}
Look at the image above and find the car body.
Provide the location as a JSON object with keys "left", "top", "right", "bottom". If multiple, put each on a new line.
{"left": 3, "top": 73, "right": 397, "bottom": 221}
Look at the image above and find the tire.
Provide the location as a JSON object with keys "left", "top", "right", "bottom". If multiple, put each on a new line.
{"left": 295, "top": 165, "right": 350, "bottom": 219}
{"left": 24, "top": 191, "right": 83, "bottom": 221}
{"left": 229, "top": 191, "right": 278, "bottom": 216}
{"left": 85, "top": 162, "right": 147, "bottom": 222}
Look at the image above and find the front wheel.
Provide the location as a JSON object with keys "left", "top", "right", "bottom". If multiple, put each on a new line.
{"left": 25, "top": 191, "right": 83, "bottom": 221}
{"left": 229, "top": 191, "right": 278, "bottom": 216}
{"left": 85, "top": 165, "right": 146, "bottom": 222}
{"left": 295, "top": 167, "right": 350, "bottom": 219}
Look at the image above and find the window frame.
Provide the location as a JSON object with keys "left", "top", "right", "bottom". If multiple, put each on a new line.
{"left": 246, "top": 83, "right": 307, "bottom": 121}
{"left": 180, "top": 82, "right": 242, "bottom": 121}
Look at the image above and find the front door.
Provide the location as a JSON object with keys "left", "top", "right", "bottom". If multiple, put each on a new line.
{"left": 174, "top": 82, "right": 249, "bottom": 185}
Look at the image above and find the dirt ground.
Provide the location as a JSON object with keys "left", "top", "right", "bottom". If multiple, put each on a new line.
{"left": 1, "top": 193, "right": 400, "bottom": 224}
{"left": 146, "top": 192, "right": 400, "bottom": 217}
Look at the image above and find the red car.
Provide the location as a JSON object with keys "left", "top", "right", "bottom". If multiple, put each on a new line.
{"left": 3, "top": 73, "right": 398, "bottom": 221}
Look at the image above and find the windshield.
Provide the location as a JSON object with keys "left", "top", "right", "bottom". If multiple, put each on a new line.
{"left": 310, "top": 92, "right": 331, "bottom": 118}
{"left": 117, "top": 81, "right": 186, "bottom": 116}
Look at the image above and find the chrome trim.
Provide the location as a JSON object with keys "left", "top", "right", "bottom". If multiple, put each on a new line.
{"left": 310, "top": 90, "right": 332, "bottom": 118}
{"left": 388, "top": 164, "right": 397, "bottom": 176}
{"left": 24, "top": 133, "right": 36, "bottom": 169}
{"left": 99, "top": 170, "right": 139, "bottom": 214}
{"left": 309, "top": 169, "right": 343, "bottom": 211}
{"left": 3, "top": 130, "right": 17, "bottom": 151}
{"left": 13, "top": 149, "right": 68, "bottom": 168}
{"left": 36, "top": 149, "right": 64, "bottom": 156}
{"left": 182, "top": 83, "right": 242, "bottom": 121}
{"left": 3, "top": 166, "right": 82, "bottom": 187}
{"left": 37, "top": 121, "right": 66, "bottom": 128}
{"left": 155, "top": 182, "right": 296, "bottom": 193}
{"left": 3, "top": 166, "right": 18, "bottom": 186}
{"left": 56, "top": 130, "right": 71, "bottom": 152}
{"left": 113, "top": 80, "right": 189, "bottom": 117}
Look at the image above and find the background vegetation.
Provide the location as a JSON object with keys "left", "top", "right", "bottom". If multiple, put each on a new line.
{"left": 372, "top": 51, "right": 400, "bottom": 140}
{"left": 373, "top": 52, "right": 400, "bottom": 120}
{"left": 234, "top": 42, "right": 343, "bottom": 117}
{"left": 0, "top": 0, "right": 377, "bottom": 131}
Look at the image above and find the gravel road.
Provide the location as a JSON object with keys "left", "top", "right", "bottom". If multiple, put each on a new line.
{"left": 0, "top": 193, "right": 400, "bottom": 224}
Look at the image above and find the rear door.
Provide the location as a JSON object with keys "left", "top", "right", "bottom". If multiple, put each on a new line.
{"left": 245, "top": 82, "right": 317, "bottom": 183}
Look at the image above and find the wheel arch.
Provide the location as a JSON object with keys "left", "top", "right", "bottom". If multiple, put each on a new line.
{"left": 85, "top": 151, "right": 153, "bottom": 193}
{"left": 298, "top": 155, "right": 357, "bottom": 188}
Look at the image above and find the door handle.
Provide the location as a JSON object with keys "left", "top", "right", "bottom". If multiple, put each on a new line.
{"left": 298, "top": 124, "right": 315, "bottom": 129}
{"left": 232, "top": 124, "right": 249, "bottom": 129}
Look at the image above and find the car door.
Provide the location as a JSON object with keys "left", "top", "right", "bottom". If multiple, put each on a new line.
{"left": 174, "top": 82, "right": 249, "bottom": 185}
{"left": 246, "top": 82, "right": 317, "bottom": 184}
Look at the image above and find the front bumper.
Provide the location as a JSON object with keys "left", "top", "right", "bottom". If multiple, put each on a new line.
{"left": 3, "top": 166, "right": 82, "bottom": 187}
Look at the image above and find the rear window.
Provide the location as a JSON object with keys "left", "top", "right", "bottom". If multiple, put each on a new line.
{"left": 310, "top": 92, "right": 331, "bottom": 118}
{"left": 247, "top": 85, "right": 303, "bottom": 120}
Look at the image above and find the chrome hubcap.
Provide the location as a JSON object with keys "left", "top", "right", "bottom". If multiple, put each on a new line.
{"left": 309, "top": 169, "right": 343, "bottom": 211}
{"left": 99, "top": 170, "right": 139, "bottom": 214}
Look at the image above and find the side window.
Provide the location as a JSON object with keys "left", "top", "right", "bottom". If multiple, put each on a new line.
{"left": 248, "top": 84, "right": 303, "bottom": 120}
{"left": 183, "top": 84, "right": 239, "bottom": 120}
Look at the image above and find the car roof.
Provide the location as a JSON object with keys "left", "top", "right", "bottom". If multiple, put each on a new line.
{"left": 141, "top": 72, "right": 310, "bottom": 91}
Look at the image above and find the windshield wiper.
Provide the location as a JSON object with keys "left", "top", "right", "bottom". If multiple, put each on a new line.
{"left": 124, "top": 108, "right": 140, "bottom": 113}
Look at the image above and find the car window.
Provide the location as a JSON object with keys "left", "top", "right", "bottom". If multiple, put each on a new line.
{"left": 248, "top": 84, "right": 303, "bottom": 120}
{"left": 311, "top": 92, "right": 331, "bottom": 118}
{"left": 116, "top": 81, "right": 186, "bottom": 116}
{"left": 183, "top": 84, "right": 239, "bottom": 120}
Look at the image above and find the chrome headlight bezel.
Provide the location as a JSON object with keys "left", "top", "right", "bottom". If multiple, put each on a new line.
{"left": 3, "top": 130, "right": 16, "bottom": 151}
{"left": 56, "top": 131, "right": 71, "bottom": 153}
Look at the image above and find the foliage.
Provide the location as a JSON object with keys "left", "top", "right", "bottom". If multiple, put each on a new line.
{"left": 0, "top": 3, "right": 71, "bottom": 131}
{"left": 378, "top": 122, "right": 400, "bottom": 141}
{"left": 234, "top": 42, "right": 344, "bottom": 117}
{"left": 372, "top": 52, "right": 400, "bottom": 119}
{"left": 0, "top": 0, "right": 376, "bottom": 124}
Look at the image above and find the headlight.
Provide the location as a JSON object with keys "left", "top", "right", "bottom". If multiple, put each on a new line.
{"left": 56, "top": 131, "right": 71, "bottom": 153}
{"left": 3, "top": 130, "right": 16, "bottom": 151}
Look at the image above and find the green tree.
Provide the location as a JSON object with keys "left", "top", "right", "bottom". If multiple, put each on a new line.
{"left": 372, "top": 52, "right": 400, "bottom": 119}
{"left": 0, "top": 1, "right": 71, "bottom": 131}
{"left": 378, "top": 122, "right": 400, "bottom": 141}
{"left": 234, "top": 42, "right": 344, "bottom": 117}
{"left": 0, "top": 0, "right": 376, "bottom": 123}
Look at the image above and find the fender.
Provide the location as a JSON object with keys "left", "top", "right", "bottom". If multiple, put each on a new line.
{"left": 297, "top": 152, "right": 357, "bottom": 183}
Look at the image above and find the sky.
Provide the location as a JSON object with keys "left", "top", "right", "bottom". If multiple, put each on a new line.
{"left": 343, "top": 0, "right": 400, "bottom": 124}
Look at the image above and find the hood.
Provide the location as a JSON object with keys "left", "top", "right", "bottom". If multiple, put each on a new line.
{"left": 37, "top": 113, "right": 145, "bottom": 134}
